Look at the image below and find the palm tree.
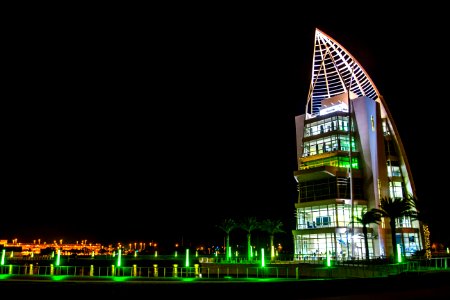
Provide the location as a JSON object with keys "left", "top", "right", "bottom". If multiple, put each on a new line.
{"left": 239, "top": 217, "right": 260, "bottom": 261}
{"left": 217, "top": 219, "right": 238, "bottom": 261}
{"left": 353, "top": 208, "right": 382, "bottom": 260}
{"left": 408, "top": 194, "right": 431, "bottom": 224}
{"left": 260, "top": 219, "right": 284, "bottom": 261}
{"left": 373, "top": 196, "right": 414, "bottom": 261}
{"left": 408, "top": 194, "right": 432, "bottom": 259}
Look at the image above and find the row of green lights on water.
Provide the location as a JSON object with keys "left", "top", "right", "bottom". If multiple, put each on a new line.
{"left": 0, "top": 247, "right": 258, "bottom": 268}
{"left": 60, "top": 244, "right": 449, "bottom": 268}
{"left": 112, "top": 248, "right": 191, "bottom": 268}
{"left": 2, "top": 246, "right": 446, "bottom": 270}
{"left": 0, "top": 248, "right": 393, "bottom": 273}
{"left": 111, "top": 248, "right": 272, "bottom": 269}
{"left": 0, "top": 247, "right": 267, "bottom": 270}
{"left": 113, "top": 248, "right": 192, "bottom": 268}
{"left": 1, "top": 245, "right": 362, "bottom": 270}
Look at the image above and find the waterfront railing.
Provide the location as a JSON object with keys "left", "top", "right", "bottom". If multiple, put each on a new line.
{"left": 0, "top": 257, "right": 448, "bottom": 280}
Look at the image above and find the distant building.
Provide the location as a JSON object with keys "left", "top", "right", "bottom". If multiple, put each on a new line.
{"left": 292, "top": 29, "right": 424, "bottom": 260}
{"left": 0, "top": 239, "right": 102, "bottom": 256}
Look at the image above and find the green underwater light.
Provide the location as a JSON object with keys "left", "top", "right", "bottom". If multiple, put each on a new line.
{"left": 117, "top": 249, "right": 122, "bottom": 267}
{"left": 56, "top": 249, "right": 61, "bottom": 266}
{"left": 261, "top": 248, "right": 265, "bottom": 267}
{"left": 185, "top": 249, "right": 190, "bottom": 267}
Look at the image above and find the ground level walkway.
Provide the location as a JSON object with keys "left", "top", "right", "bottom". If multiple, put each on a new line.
{"left": 1, "top": 270, "right": 449, "bottom": 299}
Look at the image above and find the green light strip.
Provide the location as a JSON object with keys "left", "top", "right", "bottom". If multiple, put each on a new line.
{"left": 117, "top": 249, "right": 122, "bottom": 267}
{"left": 56, "top": 249, "right": 61, "bottom": 266}
{"left": 1, "top": 249, "right": 5, "bottom": 265}
{"left": 185, "top": 249, "right": 189, "bottom": 267}
{"left": 261, "top": 248, "right": 265, "bottom": 267}
{"left": 1, "top": 249, "right": 6, "bottom": 266}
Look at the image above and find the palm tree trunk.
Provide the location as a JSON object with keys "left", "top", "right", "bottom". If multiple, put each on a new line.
{"left": 226, "top": 234, "right": 231, "bottom": 261}
{"left": 247, "top": 233, "right": 251, "bottom": 261}
{"left": 270, "top": 234, "right": 274, "bottom": 261}
{"left": 363, "top": 225, "right": 369, "bottom": 260}
{"left": 390, "top": 219, "right": 397, "bottom": 262}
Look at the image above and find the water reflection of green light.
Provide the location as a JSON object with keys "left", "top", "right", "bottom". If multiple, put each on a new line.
{"left": 112, "top": 276, "right": 128, "bottom": 282}
{"left": 181, "top": 278, "right": 196, "bottom": 282}
{"left": 51, "top": 275, "right": 67, "bottom": 281}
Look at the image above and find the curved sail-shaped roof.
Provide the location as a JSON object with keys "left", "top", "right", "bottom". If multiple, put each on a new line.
{"left": 306, "top": 29, "right": 381, "bottom": 116}
{"left": 304, "top": 28, "right": 416, "bottom": 196}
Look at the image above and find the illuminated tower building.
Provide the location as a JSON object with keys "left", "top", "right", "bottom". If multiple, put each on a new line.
{"left": 292, "top": 29, "right": 424, "bottom": 260}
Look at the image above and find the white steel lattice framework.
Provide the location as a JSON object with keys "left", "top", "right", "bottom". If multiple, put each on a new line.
{"left": 306, "top": 29, "right": 380, "bottom": 117}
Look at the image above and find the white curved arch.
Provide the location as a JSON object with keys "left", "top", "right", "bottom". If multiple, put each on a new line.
{"left": 306, "top": 29, "right": 381, "bottom": 116}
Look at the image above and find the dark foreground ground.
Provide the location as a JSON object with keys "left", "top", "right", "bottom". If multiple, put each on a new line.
{"left": 1, "top": 271, "right": 449, "bottom": 299}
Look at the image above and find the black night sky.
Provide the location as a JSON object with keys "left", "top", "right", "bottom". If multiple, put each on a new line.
{"left": 3, "top": 9, "right": 449, "bottom": 249}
